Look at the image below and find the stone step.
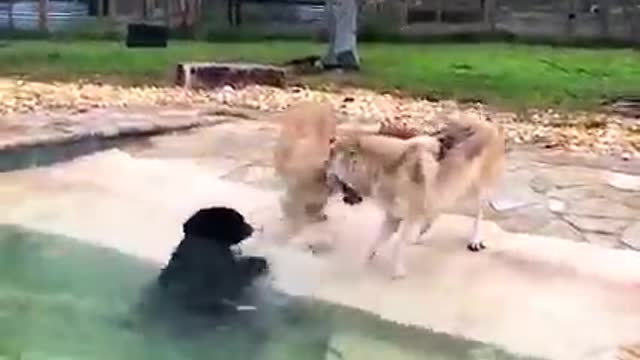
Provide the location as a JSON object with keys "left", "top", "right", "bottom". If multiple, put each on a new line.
{"left": 176, "top": 62, "right": 287, "bottom": 89}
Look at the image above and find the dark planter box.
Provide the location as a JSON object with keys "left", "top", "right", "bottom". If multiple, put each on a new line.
{"left": 126, "top": 23, "right": 168, "bottom": 48}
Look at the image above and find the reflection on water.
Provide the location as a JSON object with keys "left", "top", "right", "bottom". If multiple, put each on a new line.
{"left": 0, "top": 225, "right": 534, "bottom": 360}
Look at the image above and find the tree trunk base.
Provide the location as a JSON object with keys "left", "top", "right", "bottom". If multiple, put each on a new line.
{"left": 322, "top": 50, "right": 360, "bottom": 71}
{"left": 282, "top": 53, "right": 359, "bottom": 75}
{"left": 323, "top": 0, "right": 360, "bottom": 72}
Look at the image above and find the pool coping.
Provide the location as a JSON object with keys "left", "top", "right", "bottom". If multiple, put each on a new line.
{"left": 0, "top": 106, "right": 250, "bottom": 172}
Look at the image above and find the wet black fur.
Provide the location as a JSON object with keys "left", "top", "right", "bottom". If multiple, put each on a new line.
{"left": 155, "top": 207, "right": 269, "bottom": 316}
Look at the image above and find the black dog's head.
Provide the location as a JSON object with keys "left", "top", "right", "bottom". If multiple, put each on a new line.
{"left": 182, "top": 207, "right": 254, "bottom": 247}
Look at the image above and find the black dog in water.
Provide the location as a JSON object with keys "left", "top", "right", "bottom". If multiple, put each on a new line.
{"left": 159, "top": 206, "right": 269, "bottom": 314}
{"left": 126, "top": 207, "right": 334, "bottom": 358}
{"left": 138, "top": 207, "right": 269, "bottom": 329}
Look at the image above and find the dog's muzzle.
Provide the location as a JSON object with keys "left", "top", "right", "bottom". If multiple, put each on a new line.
{"left": 326, "top": 173, "right": 363, "bottom": 205}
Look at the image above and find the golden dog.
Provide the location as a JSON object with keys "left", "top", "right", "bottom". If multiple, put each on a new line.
{"left": 330, "top": 117, "right": 506, "bottom": 279}
{"left": 272, "top": 101, "right": 361, "bottom": 235}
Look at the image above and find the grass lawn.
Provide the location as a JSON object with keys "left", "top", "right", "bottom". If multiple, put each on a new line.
{"left": 0, "top": 40, "right": 639, "bottom": 109}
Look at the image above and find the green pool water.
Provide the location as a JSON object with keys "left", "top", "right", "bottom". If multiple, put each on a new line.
{"left": 0, "top": 225, "right": 537, "bottom": 360}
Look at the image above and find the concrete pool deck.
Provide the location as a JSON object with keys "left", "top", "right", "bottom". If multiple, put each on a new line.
{"left": 1, "top": 117, "right": 640, "bottom": 360}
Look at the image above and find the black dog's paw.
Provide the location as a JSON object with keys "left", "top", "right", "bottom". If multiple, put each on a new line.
{"left": 342, "top": 184, "right": 363, "bottom": 205}
{"left": 467, "top": 241, "right": 487, "bottom": 252}
{"left": 337, "top": 180, "right": 363, "bottom": 205}
{"left": 237, "top": 256, "right": 269, "bottom": 278}
{"left": 231, "top": 246, "right": 243, "bottom": 257}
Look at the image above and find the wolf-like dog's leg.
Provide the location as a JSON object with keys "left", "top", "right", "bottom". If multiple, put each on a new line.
{"left": 467, "top": 194, "right": 487, "bottom": 252}
{"left": 280, "top": 192, "right": 305, "bottom": 236}
{"left": 305, "top": 202, "right": 329, "bottom": 223}
{"left": 412, "top": 214, "right": 435, "bottom": 245}
{"left": 366, "top": 214, "right": 400, "bottom": 261}
{"left": 411, "top": 221, "right": 430, "bottom": 245}
{"left": 390, "top": 218, "right": 422, "bottom": 279}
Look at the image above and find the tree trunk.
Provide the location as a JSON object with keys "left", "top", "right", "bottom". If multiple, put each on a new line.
{"left": 483, "top": 0, "right": 496, "bottom": 32}
{"left": 108, "top": 0, "right": 117, "bottom": 20}
{"left": 8, "top": 0, "right": 14, "bottom": 29}
{"left": 205, "top": 0, "right": 227, "bottom": 29}
{"left": 597, "top": 0, "right": 611, "bottom": 39}
{"left": 164, "top": 0, "right": 171, "bottom": 27}
{"left": 631, "top": 5, "right": 640, "bottom": 46}
{"left": 323, "top": 0, "right": 360, "bottom": 71}
{"left": 227, "top": 0, "right": 241, "bottom": 26}
{"left": 191, "top": 0, "right": 205, "bottom": 36}
{"left": 436, "top": 0, "right": 443, "bottom": 23}
{"left": 235, "top": 0, "right": 242, "bottom": 26}
{"left": 142, "top": 0, "right": 148, "bottom": 19}
{"left": 564, "top": 0, "right": 576, "bottom": 39}
{"left": 97, "top": 0, "right": 104, "bottom": 17}
{"left": 38, "top": 0, "right": 48, "bottom": 32}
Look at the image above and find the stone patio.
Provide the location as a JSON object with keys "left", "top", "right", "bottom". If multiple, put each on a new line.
{"left": 0, "top": 105, "right": 638, "bottom": 251}
{"left": 119, "top": 116, "right": 640, "bottom": 252}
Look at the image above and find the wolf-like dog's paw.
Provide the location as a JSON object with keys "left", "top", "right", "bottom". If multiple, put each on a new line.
{"left": 467, "top": 241, "right": 487, "bottom": 252}
{"left": 365, "top": 249, "right": 379, "bottom": 262}
{"left": 391, "top": 264, "right": 407, "bottom": 280}
{"left": 410, "top": 236, "right": 424, "bottom": 245}
{"left": 307, "top": 242, "right": 332, "bottom": 255}
{"left": 312, "top": 212, "right": 329, "bottom": 222}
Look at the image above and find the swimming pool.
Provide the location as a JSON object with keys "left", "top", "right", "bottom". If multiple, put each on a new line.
{"left": 0, "top": 224, "right": 533, "bottom": 360}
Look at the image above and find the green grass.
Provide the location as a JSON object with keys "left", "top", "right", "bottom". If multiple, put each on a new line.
{"left": 1, "top": 40, "right": 639, "bottom": 109}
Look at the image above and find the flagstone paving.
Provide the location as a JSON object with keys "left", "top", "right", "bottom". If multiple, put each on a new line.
{"left": 122, "top": 116, "right": 640, "bottom": 252}
{"left": 1, "top": 106, "right": 639, "bottom": 251}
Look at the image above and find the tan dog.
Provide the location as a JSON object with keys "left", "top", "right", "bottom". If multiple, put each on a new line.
{"left": 272, "top": 101, "right": 361, "bottom": 235}
{"left": 618, "top": 342, "right": 640, "bottom": 360}
{"left": 330, "top": 117, "right": 506, "bottom": 279}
